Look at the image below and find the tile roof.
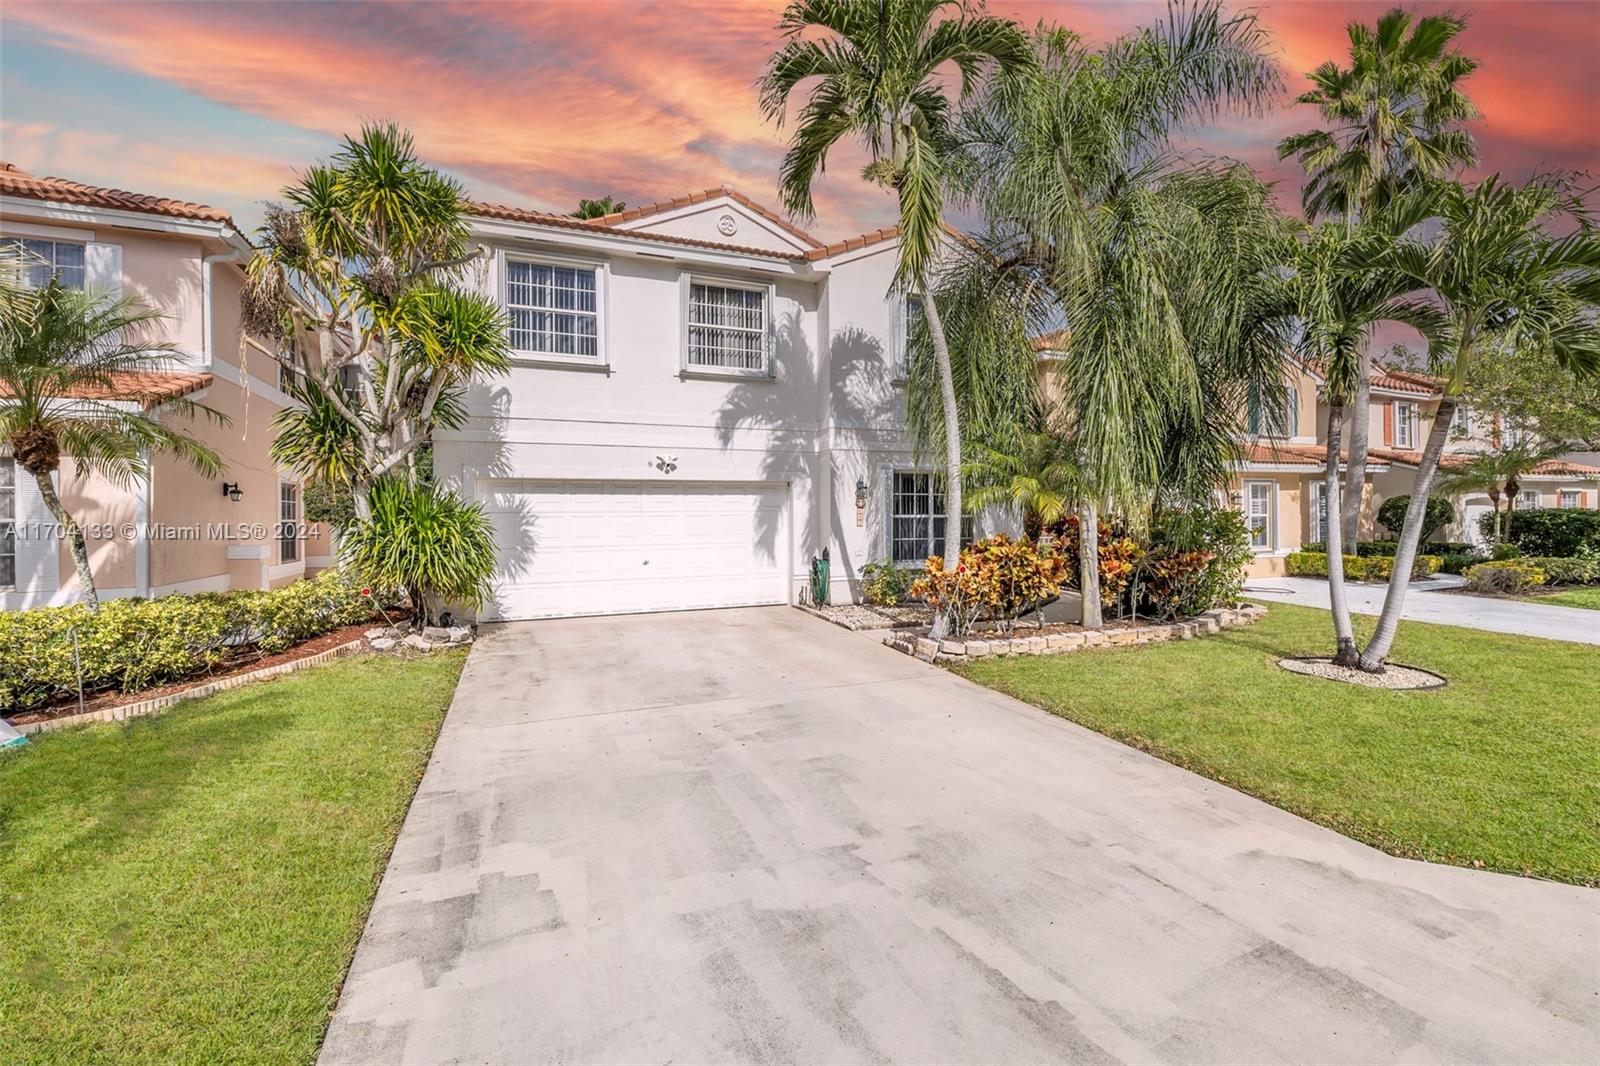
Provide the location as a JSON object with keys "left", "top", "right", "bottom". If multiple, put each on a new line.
{"left": 1370, "top": 366, "right": 1440, "bottom": 395}
{"left": 1242, "top": 441, "right": 1392, "bottom": 469}
{"left": 0, "top": 370, "right": 214, "bottom": 407}
{"left": 468, "top": 199, "right": 810, "bottom": 259}
{"left": 1030, "top": 329, "right": 1071, "bottom": 352}
{"left": 1372, "top": 448, "right": 1600, "bottom": 477}
{"left": 0, "top": 161, "right": 235, "bottom": 227}
{"left": 591, "top": 185, "right": 823, "bottom": 249}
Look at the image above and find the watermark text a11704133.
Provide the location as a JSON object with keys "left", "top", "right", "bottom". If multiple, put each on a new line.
{"left": 7, "top": 521, "right": 329, "bottom": 543}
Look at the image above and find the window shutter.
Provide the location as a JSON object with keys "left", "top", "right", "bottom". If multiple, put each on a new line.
{"left": 1383, "top": 402, "right": 1394, "bottom": 447}
{"left": 84, "top": 242, "right": 122, "bottom": 299}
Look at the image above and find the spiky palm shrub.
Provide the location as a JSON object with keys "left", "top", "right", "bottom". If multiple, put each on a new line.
{"left": 341, "top": 479, "right": 497, "bottom": 628}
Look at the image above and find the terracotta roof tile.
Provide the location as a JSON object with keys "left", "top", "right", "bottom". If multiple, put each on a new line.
{"left": 591, "top": 185, "right": 823, "bottom": 249}
{"left": 468, "top": 199, "right": 808, "bottom": 259}
{"left": 1242, "top": 441, "right": 1391, "bottom": 469}
{"left": 1371, "top": 366, "right": 1439, "bottom": 395}
{"left": 0, "top": 162, "right": 235, "bottom": 227}
{"left": 0, "top": 370, "right": 213, "bottom": 407}
{"left": 1374, "top": 448, "right": 1600, "bottom": 476}
{"left": 1030, "top": 329, "right": 1071, "bottom": 352}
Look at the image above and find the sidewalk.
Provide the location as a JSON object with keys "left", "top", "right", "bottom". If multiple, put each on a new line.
{"left": 1247, "top": 575, "right": 1600, "bottom": 645}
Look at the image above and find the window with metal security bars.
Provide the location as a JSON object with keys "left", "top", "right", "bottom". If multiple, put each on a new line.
{"left": 891, "top": 471, "right": 973, "bottom": 564}
{"left": 1, "top": 237, "right": 86, "bottom": 289}
{"left": 505, "top": 259, "right": 599, "bottom": 358}
{"left": 1, "top": 459, "right": 15, "bottom": 588}
{"left": 279, "top": 482, "right": 299, "bottom": 563}
{"left": 687, "top": 281, "right": 768, "bottom": 371}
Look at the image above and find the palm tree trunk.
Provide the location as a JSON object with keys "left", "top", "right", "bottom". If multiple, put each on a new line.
{"left": 30, "top": 467, "right": 98, "bottom": 609}
{"left": 1322, "top": 398, "right": 1359, "bottom": 666}
{"left": 1078, "top": 501, "right": 1102, "bottom": 628}
{"left": 1340, "top": 353, "right": 1371, "bottom": 544}
{"left": 920, "top": 283, "right": 962, "bottom": 641}
{"left": 1357, "top": 397, "right": 1457, "bottom": 672}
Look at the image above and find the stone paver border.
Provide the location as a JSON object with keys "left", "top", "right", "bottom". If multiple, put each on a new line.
{"left": 884, "top": 604, "right": 1266, "bottom": 662}
{"left": 12, "top": 637, "right": 368, "bottom": 738}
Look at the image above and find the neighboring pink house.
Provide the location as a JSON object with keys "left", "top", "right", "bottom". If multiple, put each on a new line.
{"left": 1, "top": 163, "right": 314, "bottom": 610}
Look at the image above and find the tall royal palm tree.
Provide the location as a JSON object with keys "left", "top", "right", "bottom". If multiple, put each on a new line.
{"left": 0, "top": 279, "right": 224, "bottom": 608}
{"left": 758, "top": 0, "right": 1032, "bottom": 624}
{"left": 1357, "top": 177, "right": 1600, "bottom": 671}
{"left": 1278, "top": 6, "right": 1479, "bottom": 544}
{"left": 945, "top": 3, "right": 1286, "bottom": 626}
{"left": 1293, "top": 219, "right": 1443, "bottom": 664}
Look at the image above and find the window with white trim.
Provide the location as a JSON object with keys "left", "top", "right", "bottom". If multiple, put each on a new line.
{"left": 1394, "top": 402, "right": 1419, "bottom": 449}
{"left": 1, "top": 237, "right": 86, "bottom": 289}
{"left": 0, "top": 458, "right": 15, "bottom": 588}
{"left": 1247, "top": 390, "right": 1298, "bottom": 437}
{"left": 891, "top": 471, "right": 973, "bottom": 564}
{"left": 1308, "top": 480, "right": 1327, "bottom": 544}
{"left": 1245, "top": 480, "right": 1273, "bottom": 550}
{"left": 1518, "top": 489, "right": 1540, "bottom": 511}
{"left": 894, "top": 294, "right": 924, "bottom": 379}
{"left": 1450, "top": 405, "right": 1472, "bottom": 439}
{"left": 1558, "top": 489, "right": 1582, "bottom": 509}
{"left": 278, "top": 481, "right": 299, "bottom": 563}
{"left": 505, "top": 259, "right": 599, "bottom": 358}
{"left": 686, "top": 279, "right": 768, "bottom": 372}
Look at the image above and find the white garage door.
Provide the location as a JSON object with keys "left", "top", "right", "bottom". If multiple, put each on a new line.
{"left": 480, "top": 479, "right": 789, "bottom": 620}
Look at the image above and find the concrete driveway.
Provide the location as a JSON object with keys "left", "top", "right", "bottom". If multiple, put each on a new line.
{"left": 321, "top": 608, "right": 1597, "bottom": 1065}
{"left": 1248, "top": 575, "right": 1600, "bottom": 645}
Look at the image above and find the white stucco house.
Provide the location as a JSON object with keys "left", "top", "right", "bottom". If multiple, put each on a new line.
{"left": 438, "top": 185, "right": 964, "bottom": 621}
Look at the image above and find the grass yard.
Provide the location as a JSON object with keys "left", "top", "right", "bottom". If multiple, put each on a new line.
{"left": 0, "top": 650, "right": 466, "bottom": 1065}
{"left": 957, "top": 602, "right": 1599, "bottom": 885}
{"left": 1522, "top": 585, "right": 1600, "bottom": 611}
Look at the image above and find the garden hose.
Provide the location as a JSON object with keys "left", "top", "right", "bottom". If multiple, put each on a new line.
{"left": 810, "top": 548, "right": 830, "bottom": 606}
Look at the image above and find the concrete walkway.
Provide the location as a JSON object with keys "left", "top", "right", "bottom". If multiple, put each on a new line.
{"left": 321, "top": 608, "right": 1597, "bottom": 1065}
{"left": 1248, "top": 574, "right": 1600, "bottom": 644}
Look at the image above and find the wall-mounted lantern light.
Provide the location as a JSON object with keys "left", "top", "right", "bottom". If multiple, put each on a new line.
{"left": 855, "top": 477, "right": 869, "bottom": 509}
{"left": 221, "top": 481, "right": 243, "bottom": 502}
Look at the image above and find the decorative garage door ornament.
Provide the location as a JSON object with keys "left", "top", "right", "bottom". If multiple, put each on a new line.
{"left": 652, "top": 454, "right": 678, "bottom": 474}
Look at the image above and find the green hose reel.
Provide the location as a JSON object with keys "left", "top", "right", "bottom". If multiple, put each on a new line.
{"left": 809, "top": 547, "right": 830, "bottom": 606}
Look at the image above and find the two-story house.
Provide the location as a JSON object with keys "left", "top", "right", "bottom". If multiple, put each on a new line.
{"left": 433, "top": 185, "right": 961, "bottom": 620}
{"left": 1, "top": 163, "right": 308, "bottom": 609}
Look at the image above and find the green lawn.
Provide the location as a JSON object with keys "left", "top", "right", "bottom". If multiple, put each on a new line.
{"left": 957, "top": 602, "right": 1599, "bottom": 885}
{"left": 1522, "top": 585, "right": 1600, "bottom": 611}
{"left": 0, "top": 651, "right": 466, "bottom": 1065}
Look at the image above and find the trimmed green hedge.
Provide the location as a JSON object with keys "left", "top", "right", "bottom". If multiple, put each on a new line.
{"left": 1303, "top": 540, "right": 1475, "bottom": 558}
{"left": 1483, "top": 508, "right": 1600, "bottom": 557}
{"left": 1523, "top": 556, "right": 1600, "bottom": 586}
{"left": 1285, "top": 551, "right": 1443, "bottom": 582}
{"left": 0, "top": 569, "right": 375, "bottom": 713}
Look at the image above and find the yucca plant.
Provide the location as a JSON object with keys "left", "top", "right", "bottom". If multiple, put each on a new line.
{"left": 341, "top": 478, "right": 497, "bottom": 627}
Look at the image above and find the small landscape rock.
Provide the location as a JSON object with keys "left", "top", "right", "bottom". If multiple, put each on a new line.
{"left": 369, "top": 637, "right": 397, "bottom": 652}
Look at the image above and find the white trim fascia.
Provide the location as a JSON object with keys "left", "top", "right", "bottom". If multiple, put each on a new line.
{"left": 206, "top": 356, "right": 297, "bottom": 409}
{"left": 0, "top": 196, "right": 246, "bottom": 248}
{"left": 1372, "top": 386, "right": 1435, "bottom": 401}
{"left": 0, "top": 218, "right": 95, "bottom": 242}
{"left": 227, "top": 544, "right": 270, "bottom": 560}
{"left": 614, "top": 198, "right": 814, "bottom": 254}
{"left": 470, "top": 217, "right": 811, "bottom": 276}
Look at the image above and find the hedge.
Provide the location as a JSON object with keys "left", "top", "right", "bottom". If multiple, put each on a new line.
{"left": 1482, "top": 508, "right": 1600, "bottom": 557}
{"left": 1284, "top": 552, "right": 1443, "bottom": 582}
{"left": 1522, "top": 556, "right": 1600, "bottom": 586}
{"left": 1463, "top": 561, "right": 1546, "bottom": 594}
{"left": 1303, "top": 540, "right": 1475, "bottom": 558}
{"left": 0, "top": 568, "right": 375, "bottom": 713}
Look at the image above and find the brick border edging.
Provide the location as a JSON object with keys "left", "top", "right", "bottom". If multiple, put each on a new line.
{"left": 883, "top": 604, "right": 1267, "bottom": 662}
{"left": 11, "top": 638, "right": 369, "bottom": 738}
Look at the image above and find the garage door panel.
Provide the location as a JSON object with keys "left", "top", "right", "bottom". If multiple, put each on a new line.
{"left": 481, "top": 480, "right": 787, "bottom": 620}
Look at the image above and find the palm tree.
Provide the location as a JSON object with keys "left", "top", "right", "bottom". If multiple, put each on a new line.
{"left": 964, "top": 424, "right": 1081, "bottom": 541}
{"left": 243, "top": 124, "right": 510, "bottom": 518}
{"left": 573, "top": 197, "right": 626, "bottom": 219}
{"left": 758, "top": 0, "right": 1032, "bottom": 634}
{"left": 0, "top": 280, "right": 224, "bottom": 608}
{"left": 1357, "top": 177, "right": 1600, "bottom": 671}
{"left": 1437, "top": 439, "right": 1572, "bottom": 546}
{"left": 945, "top": 3, "right": 1286, "bottom": 626}
{"left": 1278, "top": 6, "right": 1479, "bottom": 544}
{"left": 1293, "top": 219, "right": 1443, "bottom": 664}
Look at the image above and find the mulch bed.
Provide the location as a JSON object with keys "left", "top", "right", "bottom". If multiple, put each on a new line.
{"left": 5, "top": 623, "right": 376, "bottom": 726}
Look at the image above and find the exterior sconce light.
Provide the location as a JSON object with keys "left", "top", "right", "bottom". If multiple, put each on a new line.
{"left": 1230, "top": 490, "right": 1243, "bottom": 507}
{"left": 222, "top": 481, "right": 243, "bottom": 502}
{"left": 855, "top": 477, "right": 869, "bottom": 509}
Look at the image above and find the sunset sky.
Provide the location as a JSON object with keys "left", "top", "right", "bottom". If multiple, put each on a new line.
{"left": 2, "top": 1, "right": 1596, "bottom": 240}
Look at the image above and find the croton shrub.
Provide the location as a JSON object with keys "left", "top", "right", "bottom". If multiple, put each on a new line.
{"left": 911, "top": 534, "right": 1068, "bottom": 637}
{"left": 0, "top": 568, "right": 375, "bottom": 713}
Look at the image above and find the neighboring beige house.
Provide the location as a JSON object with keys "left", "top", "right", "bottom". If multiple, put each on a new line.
{"left": 1, "top": 163, "right": 309, "bottom": 610}
{"left": 434, "top": 184, "right": 979, "bottom": 619}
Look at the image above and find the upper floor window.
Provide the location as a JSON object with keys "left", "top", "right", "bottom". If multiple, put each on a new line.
{"left": 505, "top": 258, "right": 600, "bottom": 359}
{"left": 1450, "top": 405, "right": 1472, "bottom": 439}
{"left": 0, "top": 458, "right": 15, "bottom": 588}
{"left": 278, "top": 481, "right": 299, "bottom": 564}
{"left": 1247, "top": 390, "right": 1298, "bottom": 437}
{"left": 685, "top": 278, "right": 770, "bottom": 374}
{"left": 1393, "top": 401, "right": 1419, "bottom": 449}
{"left": 2, "top": 237, "right": 85, "bottom": 290}
{"left": 894, "top": 294, "right": 924, "bottom": 379}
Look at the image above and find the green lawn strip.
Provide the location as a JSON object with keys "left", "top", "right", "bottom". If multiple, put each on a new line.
{"left": 1521, "top": 586, "right": 1600, "bottom": 611}
{"left": 956, "top": 602, "right": 1599, "bottom": 886}
{"left": 0, "top": 650, "right": 467, "bottom": 1065}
